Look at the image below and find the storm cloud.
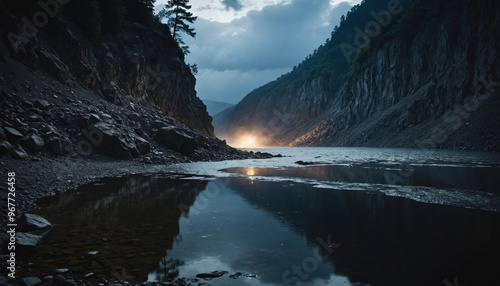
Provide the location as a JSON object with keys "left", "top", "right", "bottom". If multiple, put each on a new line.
{"left": 182, "top": 0, "right": 356, "bottom": 103}
{"left": 222, "top": 0, "right": 244, "bottom": 11}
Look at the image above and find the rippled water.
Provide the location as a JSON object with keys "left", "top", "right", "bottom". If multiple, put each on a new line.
{"left": 24, "top": 147, "right": 500, "bottom": 285}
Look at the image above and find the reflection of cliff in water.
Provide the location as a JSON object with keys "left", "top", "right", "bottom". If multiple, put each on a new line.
{"left": 29, "top": 175, "right": 208, "bottom": 282}
{"left": 227, "top": 177, "right": 500, "bottom": 286}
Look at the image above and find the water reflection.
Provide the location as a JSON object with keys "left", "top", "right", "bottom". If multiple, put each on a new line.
{"left": 26, "top": 174, "right": 500, "bottom": 286}
{"left": 29, "top": 175, "right": 208, "bottom": 282}
{"left": 224, "top": 163, "right": 500, "bottom": 193}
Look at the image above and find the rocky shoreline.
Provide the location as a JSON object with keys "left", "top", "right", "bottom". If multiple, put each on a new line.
{"left": 0, "top": 21, "right": 274, "bottom": 285}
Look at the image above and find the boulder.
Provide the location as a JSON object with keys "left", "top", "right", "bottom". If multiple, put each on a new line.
{"left": 89, "top": 122, "right": 139, "bottom": 159}
{"left": 16, "top": 232, "right": 41, "bottom": 256}
{"left": 155, "top": 127, "right": 199, "bottom": 156}
{"left": 18, "top": 214, "right": 52, "bottom": 233}
{"left": 47, "top": 135, "right": 73, "bottom": 155}
{"left": 23, "top": 133, "right": 45, "bottom": 151}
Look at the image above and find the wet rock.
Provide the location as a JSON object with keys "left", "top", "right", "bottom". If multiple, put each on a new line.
{"left": 16, "top": 232, "right": 41, "bottom": 256}
{"left": 47, "top": 135, "right": 73, "bottom": 155}
{"left": 4, "top": 126, "right": 24, "bottom": 142}
{"left": 54, "top": 268, "right": 69, "bottom": 274}
{"left": 64, "top": 279, "right": 78, "bottom": 286}
{"left": 19, "top": 277, "right": 42, "bottom": 286}
{"left": 18, "top": 213, "right": 52, "bottom": 232}
{"left": 155, "top": 127, "right": 199, "bottom": 156}
{"left": 23, "top": 133, "right": 45, "bottom": 151}
{"left": 196, "top": 270, "right": 228, "bottom": 280}
{"left": 0, "top": 140, "right": 13, "bottom": 154}
{"left": 11, "top": 145, "right": 28, "bottom": 159}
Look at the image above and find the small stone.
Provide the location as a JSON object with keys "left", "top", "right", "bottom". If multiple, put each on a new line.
{"left": 64, "top": 279, "right": 78, "bottom": 286}
{"left": 85, "top": 251, "right": 99, "bottom": 259}
{"left": 4, "top": 126, "right": 24, "bottom": 142}
{"left": 11, "top": 145, "right": 28, "bottom": 159}
{"left": 54, "top": 268, "right": 70, "bottom": 274}
{"left": 0, "top": 140, "right": 13, "bottom": 154}
{"left": 19, "top": 277, "right": 42, "bottom": 286}
{"left": 0, "top": 128, "right": 6, "bottom": 140}
{"left": 88, "top": 113, "right": 101, "bottom": 125}
{"left": 33, "top": 99, "right": 51, "bottom": 109}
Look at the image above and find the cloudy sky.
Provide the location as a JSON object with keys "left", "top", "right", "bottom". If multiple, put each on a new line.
{"left": 156, "top": 0, "right": 360, "bottom": 104}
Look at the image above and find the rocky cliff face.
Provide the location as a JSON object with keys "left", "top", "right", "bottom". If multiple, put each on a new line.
{"left": 1, "top": 9, "right": 214, "bottom": 137}
{"left": 216, "top": 0, "right": 500, "bottom": 151}
{"left": 1, "top": 6, "right": 277, "bottom": 162}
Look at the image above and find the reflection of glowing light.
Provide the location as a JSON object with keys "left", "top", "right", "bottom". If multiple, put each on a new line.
{"left": 247, "top": 167, "right": 255, "bottom": 176}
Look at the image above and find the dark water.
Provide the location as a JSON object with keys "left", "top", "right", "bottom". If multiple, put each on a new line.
{"left": 224, "top": 163, "right": 500, "bottom": 193}
{"left": 25, "top": 173, "right": 500, "bottom": 286}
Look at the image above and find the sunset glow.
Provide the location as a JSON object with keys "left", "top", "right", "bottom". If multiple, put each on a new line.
{"left": 231, "top": 134, "right": 262, "bottom": 148}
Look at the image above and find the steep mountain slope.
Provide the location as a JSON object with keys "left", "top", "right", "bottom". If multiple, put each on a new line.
{"left": 215, "top": 0, "right": 500, "bottom": 151}
{"left": 202, "top": 99, "right": 234, "bottom": 116}
{"left": 0, "top": 0, "right": 272, "bottom": 163}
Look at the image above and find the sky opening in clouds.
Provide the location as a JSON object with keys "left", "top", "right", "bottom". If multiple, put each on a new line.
{"left": 155, "top": 0, "right": 361, "bottom": 104}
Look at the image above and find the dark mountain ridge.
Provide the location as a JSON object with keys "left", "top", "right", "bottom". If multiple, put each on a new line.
{"left": 215, "top": 0, "right": 500, "bottom": 151}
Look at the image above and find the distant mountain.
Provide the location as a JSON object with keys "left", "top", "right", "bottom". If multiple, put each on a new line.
{"left": 202, "top": 99, "right": 234, "bottom": 117}
{"left": 215, "top": 0, "right": 500, "bottom": 151}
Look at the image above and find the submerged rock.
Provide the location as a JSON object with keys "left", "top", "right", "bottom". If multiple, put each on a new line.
{"left": 196, "top": 270, "right": 228, "bottom": 280}
{"left": 16, "top": 232, "right": 41, "bottom": 256}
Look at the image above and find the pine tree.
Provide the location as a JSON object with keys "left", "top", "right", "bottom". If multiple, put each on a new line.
{"left": 158, "top": 0, "right": 197, "bottom": 54}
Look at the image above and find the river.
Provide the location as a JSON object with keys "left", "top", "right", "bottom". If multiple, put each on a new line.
{"left": 25, "top": 147, "right": 500, "bottom": 285}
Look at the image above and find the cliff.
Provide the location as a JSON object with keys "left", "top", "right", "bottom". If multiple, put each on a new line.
{"left": 0, "top": 1, "right": 275, "bottom": 162}
{"left": 215, "top": 0, "right": 500, "bottom": 151}
{"left": 1, "top": 4, "right": 213, "bottom": 137}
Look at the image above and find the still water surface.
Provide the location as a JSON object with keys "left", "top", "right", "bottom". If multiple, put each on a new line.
{"left": 26, "top": 148, "right": 500, "bottom": 286}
